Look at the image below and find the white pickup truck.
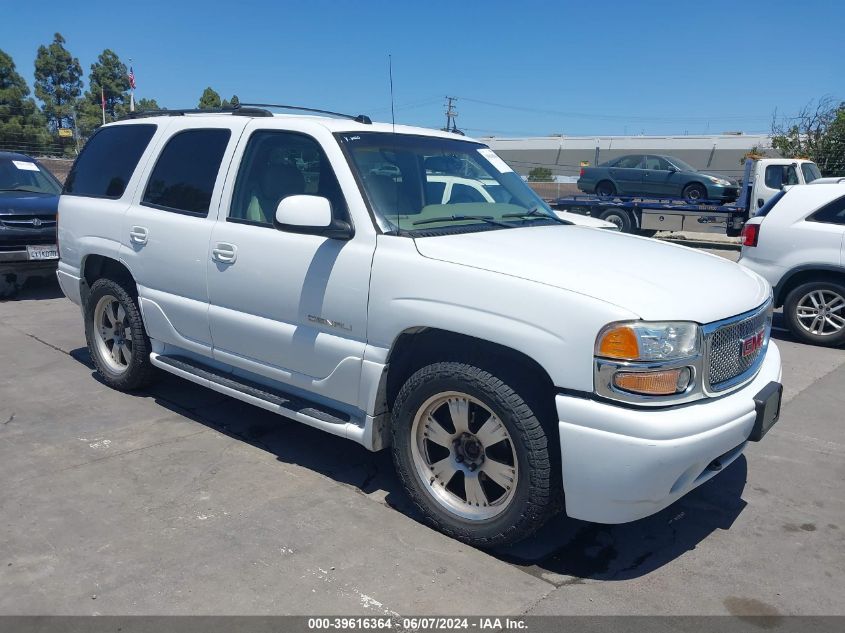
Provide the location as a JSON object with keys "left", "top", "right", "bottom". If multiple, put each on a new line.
{"left": 57, "top": 105, "right": 783, "bottom": 546}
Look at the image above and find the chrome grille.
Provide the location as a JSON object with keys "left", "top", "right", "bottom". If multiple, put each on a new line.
{"left": 706, "top": 301, "right": 772, "bottom": 391}
{"left": 0, "top": 215, "right": 56, "bottom": 228}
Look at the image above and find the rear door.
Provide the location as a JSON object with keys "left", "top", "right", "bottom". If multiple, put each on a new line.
{"left": 121, "top": 118, "right": 245, "bottom": 357}
{"left": 608, "top": 155, "right": 644, "bottom": 195}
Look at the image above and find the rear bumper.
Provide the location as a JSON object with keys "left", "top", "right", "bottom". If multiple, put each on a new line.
{"left": 556, "top": 342, "right": 782, "bottom": 524}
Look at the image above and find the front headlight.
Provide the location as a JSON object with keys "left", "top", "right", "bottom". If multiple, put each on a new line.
{"left": 706, "top": 176, "right": 731, "bottom": 186}
{"left": 596, "top": 321, "right": 701, "bottom": 361}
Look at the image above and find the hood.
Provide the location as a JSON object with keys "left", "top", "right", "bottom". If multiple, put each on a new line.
{"left": 0, "top": 191, "right": 59, "bottom": 216}
{"left": 413, "top": 225, "right": 770, "bottom": 323}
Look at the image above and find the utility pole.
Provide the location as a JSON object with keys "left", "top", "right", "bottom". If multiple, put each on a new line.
{"left": 443, "top": 96, "right": 458, "bottom": 133}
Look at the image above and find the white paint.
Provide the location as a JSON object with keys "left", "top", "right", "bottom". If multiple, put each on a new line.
{"left": 477, "top": 148, "right": 513, "bottom": 173}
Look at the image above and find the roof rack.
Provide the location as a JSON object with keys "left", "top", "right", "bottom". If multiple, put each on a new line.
{"left": 125, "top": 106, "right": 273, "bottom": 119}
{"left": 238, "top": 103, "right": 372, "bottom": 124}
{"left": 122, "top": 103, "right": 373, "bottom": 124}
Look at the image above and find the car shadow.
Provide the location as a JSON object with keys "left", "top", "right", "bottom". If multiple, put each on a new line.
{"left": 69, "top": 346, "right": 749, "bottom": 581}
{"left": 0, "top": 273, "right": 63, "bottom": 301}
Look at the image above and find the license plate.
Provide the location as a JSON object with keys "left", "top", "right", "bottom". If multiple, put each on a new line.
{"left": 749, "top": 382, "right": 782, "bottom": 441}
{"left": 26, "top": 245, "right": 58, "bottom": 260}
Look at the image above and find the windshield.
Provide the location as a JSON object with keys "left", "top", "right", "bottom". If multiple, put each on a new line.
{"left": 0, "top": 157, "right": 62, "bottom": 195}
{"left": 666, "top": 156, "right": 697, "bottom": 172}
{"left": 801, "top": 162, "right": 822, "bottom": 183}
{"left": 339, "top": 133, "right": 561, "bottom": 235}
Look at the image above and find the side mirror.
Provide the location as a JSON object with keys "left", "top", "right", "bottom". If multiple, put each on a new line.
{"left": 274, "top": 195, "right": 353, "bottom": 240}
{"left": 667, "top": 166, "right": 678, "bottom": 172}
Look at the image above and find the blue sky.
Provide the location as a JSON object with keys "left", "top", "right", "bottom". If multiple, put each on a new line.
{"left": 2, "top": 0, "right": 843, "bottom": 137}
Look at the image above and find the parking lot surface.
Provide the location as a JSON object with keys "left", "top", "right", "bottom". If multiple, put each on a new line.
{"left": 1, "top": 262, "right": 844, "bottom": 616}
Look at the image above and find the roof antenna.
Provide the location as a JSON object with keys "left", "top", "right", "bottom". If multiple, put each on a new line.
{"left": 388, "top": 54, "right": 396, "bottom": 133}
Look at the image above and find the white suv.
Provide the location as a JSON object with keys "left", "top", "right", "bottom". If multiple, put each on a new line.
{"left": 739, "top": 184, "right": 845, "bottom": 347}
{"left": 57, "top": 106, "right": 783, "bottom": 546}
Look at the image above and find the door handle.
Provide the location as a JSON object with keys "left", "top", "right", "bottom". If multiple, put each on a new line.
{"left": 129, "top": 226, "right": 148, "bottom": 245}
{"left": 212, "top": 242, "right": 238, "bottom": 264}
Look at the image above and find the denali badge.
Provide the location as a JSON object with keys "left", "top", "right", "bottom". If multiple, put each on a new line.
{"left": 740, "top": 330, "right": 765, "bottom": 357}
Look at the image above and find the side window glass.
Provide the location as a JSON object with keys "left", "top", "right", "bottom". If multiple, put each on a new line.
{"left": 617, "top": 155, "right": 643, "bottom": 169}
{"left": 645, "top": 156, "right": 669, "bottom": 170}
{"left": 808, "top": 196, "right": 845, "bottom": 225}
{"left": 785, "top": 166, "right": 799, "bottom": 186}
{"left": 143, "top": 129, "right": 230, "bottom": 215}
{"left": 229, "top": 131, "right": 348, "bottom": 225}
{"left": 765, "top": 165, "right": 788, "bottom": 189}
{"left": 64, "top": 124, "right": 156, "bottom": 198}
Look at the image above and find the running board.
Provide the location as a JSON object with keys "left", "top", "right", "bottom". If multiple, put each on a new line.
{"left": 149, "top": 352, "right": 381, "bottom": 449}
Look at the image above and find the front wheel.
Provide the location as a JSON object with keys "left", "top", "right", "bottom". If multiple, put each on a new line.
{"left": 683, "top": 183, "right": 707, "bottom": 202}
{"left": 84, "top": 278, "right": 157, "bottom": 390}
{"left": 783, "top": 281, "right": 845, "bottom": 347}
{"left": 391, "top": 362, "right": 557, "bottom": 547}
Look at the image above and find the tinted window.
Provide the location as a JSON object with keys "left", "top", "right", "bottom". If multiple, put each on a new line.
{"left": 143, "top": 129, "right": 230, "bottom": 215}
{"left": 447, "top": 183, "right": 487, "bottom": 204}
{"left": 229, "top": 130, "right": 347, "bottom": 225}
{"left": 801, "top": 163, "right": 822, "bottom": 183}
{"left": 808, "top": 195, "right": 845, "bottom": 225}
{"left": 616, "top": 155, "right": 643, "bottom": 169}
{"left": 755, "top": 190, "right": 786, "bottom": 217}
{"left": 64, "top": 124, "right": 156, "bottom": 198}
{"left": 765, "top": 165, "right": 799, "bottom": 189}
{"left": 425, "top": 181, "right": 446, "bottom": 204}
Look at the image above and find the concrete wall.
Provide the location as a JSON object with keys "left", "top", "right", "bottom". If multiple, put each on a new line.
{"left": 483, "top": 134, "right": 778, "bottom": 180}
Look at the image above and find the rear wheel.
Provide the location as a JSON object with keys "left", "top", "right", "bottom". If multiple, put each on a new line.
{"left": 683, "top": 183, "right": 707, "bottom": 202}
{"left": 598, "top": 208, "right": 634, "bottom": 233}
{"left": 595, "top": 180, "right": 616, "bottom": 198}
{"left": 85, "top": 278, "right": 157, "bottom": 390}
{"left": 784, "top": 281, "right": 845, "bottom": 347}
{"left": 391, "top": 362, "right": 557, "bottom": 547}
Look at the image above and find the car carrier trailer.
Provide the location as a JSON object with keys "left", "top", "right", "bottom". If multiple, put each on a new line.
{"left": 551, "top": 157, "right": 821, "bottom": 236}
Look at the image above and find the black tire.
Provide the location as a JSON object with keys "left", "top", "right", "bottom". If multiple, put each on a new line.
{"left": 598, "top": 208, "right": 634, "bottom": 233}
{"left": 682, "top": 183, "right": 707, "bottom": 202}
{"left": 783, "top": 280, "right": 845, "bottom": 347}
{"left": 84, "top": 278, "right": 157, "bottom": 390}
{"left": 595, "top": 180, "right": 616, "bottom": 198}
{"left": 391, "top": 361, "right": 557, "bottom": 547}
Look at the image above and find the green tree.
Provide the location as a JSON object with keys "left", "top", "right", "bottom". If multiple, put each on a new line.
{"left": 772, "top": 96, "right": 845, "bottom": 177}
{"left": 33, "top": 33, "right": 82, "bottom": 131}
{"left": 528, "top": 167, "right": 553, "bottom": 182}
{"left": 198, "top": 87, "right": 221, "bottom": 109}
{"left": 136, "top": 98, "right": 161, "bottom": 111}
{"left": 88, "top": 49, "right": 130, "bottom": 119}
{"left": 0, "top": 49, "right": 52, "bottom": 154}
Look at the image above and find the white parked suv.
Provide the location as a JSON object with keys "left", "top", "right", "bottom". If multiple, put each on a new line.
{"left": 57, "top": 105, "right": 783, "bottom": 546}
{"left": 739, "top": 184, "right": 845, "bottom": 347}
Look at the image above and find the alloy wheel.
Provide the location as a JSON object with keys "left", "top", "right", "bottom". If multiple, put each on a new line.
{"left": 93, "top": 294, "right": 134, "bottom": 372}
{"left": 795, "top": 289, "right": 845, "bottom": 336}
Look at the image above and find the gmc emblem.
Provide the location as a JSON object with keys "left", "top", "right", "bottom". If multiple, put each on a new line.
{"left": 740, "top": 330, "right": 765, "bottom": 357}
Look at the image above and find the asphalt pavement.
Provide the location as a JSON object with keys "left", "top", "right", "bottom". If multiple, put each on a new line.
{"left": 0, "top": 257, "right": 843, "bottom": 616}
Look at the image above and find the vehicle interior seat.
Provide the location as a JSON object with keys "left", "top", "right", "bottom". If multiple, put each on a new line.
{"left": 246, "top": 162, "right": 306, "bottom": 224}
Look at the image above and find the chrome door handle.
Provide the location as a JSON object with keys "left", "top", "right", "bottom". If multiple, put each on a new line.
{"left": 129, "top": 226, "right": 148, "bottom": 245}
{"left": 212, "top": 242, "right": 237, "bottom": 264}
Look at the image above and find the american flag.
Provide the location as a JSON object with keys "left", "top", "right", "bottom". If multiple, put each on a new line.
{"left": 128, "top": 66, "right": 136, "bottom": 90}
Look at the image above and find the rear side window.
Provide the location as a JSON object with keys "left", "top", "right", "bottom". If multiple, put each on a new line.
{"left": 143, "top": 128, "right": 231, "bottom": 216}
{"left": 808, "top": 195, "right": 845, "bottom": 225}
{"left": 64, "top": 124, "right": 156, "bottom": 198}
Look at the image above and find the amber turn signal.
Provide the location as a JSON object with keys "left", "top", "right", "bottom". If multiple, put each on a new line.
{"left": 613, "top": 368, "right": 690, "bottom": 396}
{"left": 597, "top": 325, "right": 640, "bottom": 360}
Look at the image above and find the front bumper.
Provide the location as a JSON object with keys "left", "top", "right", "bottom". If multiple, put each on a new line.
{"left": 556, "top": 341, "right": 782, "bottom": 524}
{"left": 705, "top": 184, "right": 739, "bottom": 201}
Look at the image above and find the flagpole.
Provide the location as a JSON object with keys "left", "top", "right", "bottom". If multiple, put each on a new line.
{"left": 129, "top": 58, "right": 135, "bottom": 113}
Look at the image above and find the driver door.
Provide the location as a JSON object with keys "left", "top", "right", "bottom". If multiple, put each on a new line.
{"left": 206, "top": 125, "right": 375, "bottom": 406}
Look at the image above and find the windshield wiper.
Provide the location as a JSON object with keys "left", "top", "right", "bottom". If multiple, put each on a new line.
{"left": 412, "top": 214, "right": 511, "bottom": 228}
{"left": 502, "top": 206, "right": 571, "bottom": 225}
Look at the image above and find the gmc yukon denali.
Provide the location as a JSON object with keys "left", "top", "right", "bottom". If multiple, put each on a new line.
{"left": 56, "top": 106, "right": 783, "bottom": 546}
